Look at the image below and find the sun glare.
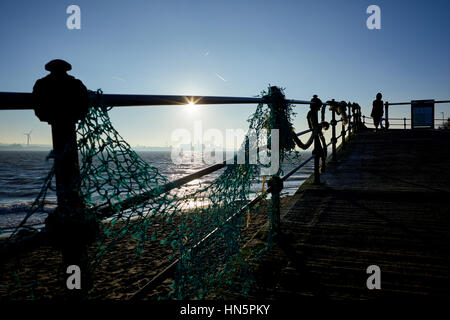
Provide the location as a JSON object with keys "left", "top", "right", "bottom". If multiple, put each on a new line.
{"left": 185, "top": 98, "right": 198, "bottom": 112}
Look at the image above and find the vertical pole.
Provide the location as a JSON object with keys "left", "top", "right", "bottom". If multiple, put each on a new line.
{"left": 32, "top": 59, "right": 93, "bottom": 298}
{"left": 313, "top": 101, "right": 321, "bottom": 184}
{"left": 347, "top": 105, "right": 352, "bottom": 135}
{"left": 50, "top": 122, "right": 90, "bottom": 298}
{"left": 321, "top": 104, "right": 326, "bottom": 123}
{"left": 313, "top": 133, "right": 320, "bottom": 184}
{"left": 360, "top": 110, "right": 363, "bottom": 127}
{"left": 265, "top": 86, "right": 285, "bottom": 236}
{"left": 363, "top": 115, "right": 365, "bottom": 125}
{"left": 331, "top": 108, "right": 337, "bottom": 162}
{"left": 341, "top": 115, "right": 346, "bottom": 149}
{"left": 385, "top": 101, "right": 390, "bottom": 130}
{"left": 404, "top": 117, "right": 406, "bottom": 130}
{"left": 51, "top": 123, "right": 81, "bottom": 207}
{"left": 269, "top": 177, "right": 282, "bottom": 235}
{"left": 356, "top": 108, "right": 361, "bottom": 132}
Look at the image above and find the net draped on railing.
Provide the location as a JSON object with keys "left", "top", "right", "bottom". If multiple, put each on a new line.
{"left": 5, "top": 86, "right": 338, "bottom": 299}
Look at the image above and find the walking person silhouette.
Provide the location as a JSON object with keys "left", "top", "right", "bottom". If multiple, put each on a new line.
{"left": 371, "top": 93, "right": 384, "bottom": 131}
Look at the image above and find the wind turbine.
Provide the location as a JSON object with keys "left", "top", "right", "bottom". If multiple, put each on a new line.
{"left": 24, "top": 130, "right": 32, "bottom": 146}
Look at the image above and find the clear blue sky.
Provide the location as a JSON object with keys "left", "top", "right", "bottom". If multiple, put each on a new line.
{"left": 0, "top": 0, "right": 449, "bottom": 146}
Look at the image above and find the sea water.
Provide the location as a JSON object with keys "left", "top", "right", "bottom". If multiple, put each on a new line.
{"left": 0, "top": 150, "right": 313, "bottom": 232}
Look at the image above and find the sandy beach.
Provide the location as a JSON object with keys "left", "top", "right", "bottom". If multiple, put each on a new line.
{"left": 0, "top": 197, "right": 293, "bottom": 300}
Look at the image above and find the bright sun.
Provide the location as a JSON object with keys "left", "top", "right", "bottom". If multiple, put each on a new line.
{"left": 185, "top": 99, "right": 198, "bottom": 112}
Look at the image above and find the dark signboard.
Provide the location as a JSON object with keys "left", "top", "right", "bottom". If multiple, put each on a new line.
{"left": 411, "top": 100, "right": 434, "bottom": 129}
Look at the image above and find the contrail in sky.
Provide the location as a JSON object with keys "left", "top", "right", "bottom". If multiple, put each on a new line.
{"left": 215, "top": 73, "right": 227, "bottom": 82}
{"left": 112, "top": 76, "right": 126, "bottom": 82}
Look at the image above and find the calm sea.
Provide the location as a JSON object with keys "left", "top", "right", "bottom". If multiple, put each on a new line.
{"left": 0, "top": 150, "right": 313, "bottom": 232}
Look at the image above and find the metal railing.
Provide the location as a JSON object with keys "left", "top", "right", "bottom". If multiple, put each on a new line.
{"left": 0, "top": 61, "right": 362, "bottom": 298}
{"left": 363, "top": 115, "right": 449, "bottom": 130}
{"left": 0, "top": 92, "right": 357, "bottom": 223}
{"left": 0, "top": 91, "right": 319, "bottom": 110}
{"left": 381, "top": 100, "right": 450, "bottom": 130}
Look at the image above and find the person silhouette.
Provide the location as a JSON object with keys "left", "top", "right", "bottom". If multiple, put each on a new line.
{"left": 371, "top": 93, "right": 384, "bottom": 131}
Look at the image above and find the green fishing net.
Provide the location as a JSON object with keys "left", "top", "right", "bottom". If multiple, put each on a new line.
{"left": 4, "top": 86, "right": 301, "bottom": 300}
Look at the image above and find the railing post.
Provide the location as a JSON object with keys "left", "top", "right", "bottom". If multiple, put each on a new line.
{"left": 265, "top": 86, "right": 286, "bottom": 236}
{"left": 384, "top": 101, "right": 390, "bottom": 130}
{"left": 356, "top": 106, "right": 361, "bottom": 133}
{"left": 359, "top": 107, "right": 363, "bottom": 129}
{"left": 268, "top": 176, "right": 282, "bottom": 235}
{"left": 321, "top": 104, "right": 326, "bottom": 123}
{"left": 32, "top": 59, "right": 96, "bottom": 298}
{"left": 331, "top": 103, "right": 337, "bottom": 162}
{"left": 347, "top": 102, "right": 352, "bottom": 135}
{"left": 404, "top": 117, "right": 406, "bottom": 130}
{"left": 341, "top": 105, "right": 346, "bottom": 149}
{"left": 310, "top": 95, "right": 322, "bottom": 184}
{"left": 313, "top": 133, "right": 321, "bottom": 184}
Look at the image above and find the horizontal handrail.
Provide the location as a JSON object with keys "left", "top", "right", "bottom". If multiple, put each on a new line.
{"left": 281, "top": 155, "right": 314, "bottom": 181}
{"left": 365, "top": 116, "right": 447, "bottom": 121}
{"left": 296, "top": 129, "right": 313, "bottom": 136}
{"left": 99, "top": 94, "right": 267, "bottom": 107}
{"left": 0, "top": 92, "right": 262, "bottom": 110}
{"left": 97, "top": 162, "right": 226, "bottom": 218}
{"left": 364, "top": 115, "right": 447, "bottom": 125}
{"left": 388, "top": 100, "right": 450, "bottom": 106}
{"left": 98, "top": 143, "right": 272, "bottom": 217}
{"left": 0, "top": 92, "right": 327, "bottom": 110}
{"left": 291, "top": 99, "right": 331, "bottom": 106}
